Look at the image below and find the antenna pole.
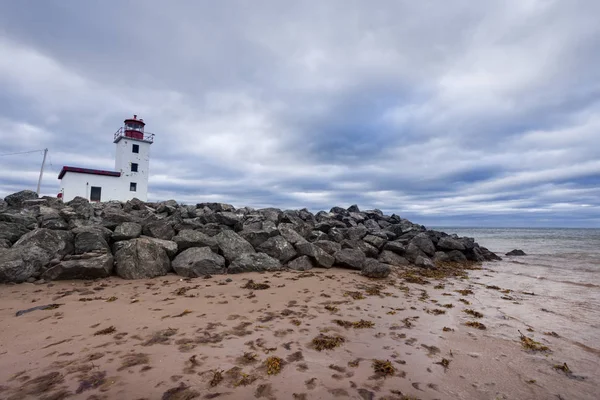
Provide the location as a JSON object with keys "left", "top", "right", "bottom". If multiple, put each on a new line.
{"left": 36, "top": 148, "right": 48, "bottom": 195}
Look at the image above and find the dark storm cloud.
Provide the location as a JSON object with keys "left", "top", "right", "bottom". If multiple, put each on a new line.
{"left": 1, "top": 0, "right": 600, "bottom": 226}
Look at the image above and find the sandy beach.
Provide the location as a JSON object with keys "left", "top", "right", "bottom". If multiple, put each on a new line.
{"left": 1, "top": 266, "right": 597, "bottom": 400}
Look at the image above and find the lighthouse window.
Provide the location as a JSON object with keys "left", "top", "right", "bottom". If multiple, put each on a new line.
{"left": 132, "top": 144, "right": 139, "bottom": 153}
{"left": 131, "top": 163, "right": 138, "bottom": 172}
{"left": 130, "top": 182, "right": 137, "bottom": 192}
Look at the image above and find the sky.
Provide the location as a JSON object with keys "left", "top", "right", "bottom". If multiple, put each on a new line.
{"left": 1, "top": 0, "right": 599, "bottom": 227}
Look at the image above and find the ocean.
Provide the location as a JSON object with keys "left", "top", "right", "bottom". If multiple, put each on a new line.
{"left": 436, "top": 227, "right": 600, "bottom": 360}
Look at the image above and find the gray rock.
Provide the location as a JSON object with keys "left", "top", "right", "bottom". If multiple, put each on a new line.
{"left": 0, "top": 239, "right": 10, "bottom": 249}
{"left": 172, "top": 230, "right": 218, "bottom": 252}
{"left": 296, "top": 242, "right": 335, "bottom": 268}
{"left": 313, "top": 240, "right": 342, "bottom": 255}
{"left": 434, "top": 250, "right": 467, "bottom": 263}
{"left": 346, "top": 226, "right": 368, "bottom": 241}
{"left": 334, "top": 248, "right": 366, "bottom": 270}
{"left": 437, "top": 236, "right": 466, "bottom": 251}
{"left": 112, "top": 222, "right": 142, "bottom": 241}
{"left": 114, "top": 238, "right": 171, "bottom": 279}
{"left": 0, "top": 212, "right": 38, "bottom": 229}
{"left": 404, "top": 242, "right": 426, "bottom": 263}
{"left": 14, "top": 228, "right": 74, "bottom": 261}
{"left": 256, "top": 236, "right": 297, "bottom": 263}
{"left": 0, "top": 247, "right": 49, "bottom": 282}
{"left": 172, "top": 247, "right": 225, "bottom": 277}
{"left": 361, "top": 259, "right": 390, "bottom": 278}
{"left": 363, "top": 234, "right": 387, "bottom": 249}
{"left": 74, "top": 231, "right": 110, "bottom": 254}
{"left": 142, "top": 220, "right": 175, "bottom": 240}
{"left": 278, "top": 225, "right": 308, "bottom": 246}
{"left": 67, "top": 197, "right": 94, "bottom": 219}
{"left": 239, "top": 230, "right": 271, "bottom": 248}
{"left": 0, "top": 221, "right": 30, "bottom": 244}
{"left": 363, "top": 219, "right": 381, "bottom": 232}
{"left": 287, "top": 255, "right": 314, "bottom": 271}
{"left": 142, "top": 237, "right": 178, "bottom": 259}
{"left": 378, "top": 250, "right": 409, "bottom": 266}
{"left": 506, "top": 249, "right": 526, "bottom": 256}
{"left": 383, "top": 241, "right": 406, "bottom": 255}
{"left": 4, "top": 190, "right": 38, "bottom": 208}
{"left": 341, "top": 240, "right": 379, "bottom": 258}
{"left": 42, "top": 253, "right": 114, "bottom": 280}
{"left": 411, "top": 233, "right": 436, "bottom": 256}
{"left": 215, "top": 230, "right": 255, "bottom": 263}
{"left": 415, "top": 255, "right": 436, "bottom": 269}
{"left": 228, "top": 252, "right": 282, "bottom": 274}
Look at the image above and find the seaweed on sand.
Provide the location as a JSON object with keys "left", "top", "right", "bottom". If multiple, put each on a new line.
{"left": 455, "top": 289, "right": 473, "bottom": 296}
{"left": 426, "top": 309, "right": 446, "bottom": 315}
{"left": 463, "top": 309, "right": 483, "bottom": 318}
{"left": 209, "top": 370, "right": 224, "bottom": 387}
{"left": 162, "top": 382, "right": 200, "bottom": 400}
{"left": 518, "top": 330, "right": 550, "bottom": 352}
{"left": 465, "top": 321, "right": 486, "bottom": 330}
{"left": 93, "top": 326, "right": 116, "bottom": 336}
{"left": 372, "top": 359, "right": 395, "bottom": 377}
{"left": 344, "top": 291, "right": 365, "bottom": 300}
{"left": 143, "top": 328, "right": 178, "bottom": 346}
{"left": 436, "top": 358, "right": 451, "bottom": 370}
{"left": 242, "top": 280, "right": 270, "bottom": 290}
{"left": 265, "top": 356, "right": 283, "bottom": 375}
{"left": 118, "top": 353, "right": 150, "bottom": 371}
{"left": 324, "top": 305, "right": 339, "bottom": 312}
{"left": 312, "top": 334, "right": 345, "bottom": 351}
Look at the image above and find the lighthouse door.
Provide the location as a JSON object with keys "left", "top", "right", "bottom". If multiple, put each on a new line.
{"left": 90, "top": 186, "right": 102, "bottom": 202}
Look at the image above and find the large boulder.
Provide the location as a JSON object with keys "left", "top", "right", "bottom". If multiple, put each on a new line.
{"left": 378, "top": 250, "right": 409, "bottom": 266}
{"left": 254, "top": 236, "right": 295, "bottom": 263}
{"left": 434, "top": 250, "right": 467, "bottom": 264}
{"left": 13, "top": 228, "right": 74, "bottom": 261}
{"left": 67, "top": 197, "right": 94, "bottom": 219}
{"left": 42, "top": 253, "right": 114, "bottom": 280}
{"left": 100, "top": 208, "right": 136, "bottom": 229}
{"left": 0, "top": 212, "right": 38, "bottom": 229}
{"left": 215, "top": 230, "right": 255, "bottom": 263}
{"left": 506, "top": 249, "right": 526, "bottom": 256}
{"left": 404, "top": 242, "right": 426, "bottom": 263}
{"left": 415, "top": 255, "right": 436, "bottom": 269}
{"left": 361, "top": 259, "right": 390, "bottom": 278}
{"left": 112, "top": 222, "right": 142, "bottom": 241}
{"left": 313, "top": 240, "right": 342, "bottom": 255}
{"left": 142, "top": 220, "right": 175, "bottom": 240}
{"left": 172, "top": 247, "right": 225, "bottom": 277}
{"left": 74, "top": 231, "right": 110, "bottom": 254}
{"left": 228, "top": 252, "right": 282, "bottom": 274}
{"left": 334, "top": 248, "right": 366, "bottom": 270}
{"left": 4, "top": 190, "right": 38, "bottom": 208}
{"left": 287, "top": 255, "right": 314, "bottom": 271}
{"left": 410, "top": 233, "right": 436, "bottom": 257}
{"left": 278, "top": 225, "right": 308, "bottom": 246}
{"left": 142, "top": 237, "right": 178, "bottom": 259}
{"left": 0, "top": 221, "right": 30, "bottom": 244}
{"left": 341, "top": 240, "right": 379, "bottom": 258}
{"left": 295, "top": 242, "right": 334, "bottom": 268}
{"left": 383, "top": 241, "right": 406, "bottom": 255}
{"left": 437, "top": 236, "right": 466, "bottom": 251}
{"left": 38, "top": 206, "right": 68, "bottom": 230}
{"left": 114, "top": 238, "right": 171, "bottom": 279}
{"left": 172, "top": 230, "right": 218, "bottom": 252}
{"left": 363, "top": 234, "right": 387, "bottom": 250}
{"left": 239, "top": 230, "right": 272, "bottom": 248}
{"left": 0, "top": 247, "right": 49, "bottom": 282}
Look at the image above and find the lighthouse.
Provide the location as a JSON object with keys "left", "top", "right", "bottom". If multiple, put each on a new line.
{"left": 58, "top": 115, "right": 155, "bottom": 202}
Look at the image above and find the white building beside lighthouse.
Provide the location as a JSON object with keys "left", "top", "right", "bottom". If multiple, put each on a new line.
{"left": 58, "top": 115, "right": 154, "bottom": 202}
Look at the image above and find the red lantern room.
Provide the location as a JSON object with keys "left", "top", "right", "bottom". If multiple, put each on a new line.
{"left": 123, "top": 114, "right": 145, "bottom": 140}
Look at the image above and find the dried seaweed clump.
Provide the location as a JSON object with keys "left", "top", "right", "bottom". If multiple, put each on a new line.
{"left": 519, "top": 331, "right": 550, "bottom": 352}
{"left": 455, "top": 289, "right": 473, "bottom": 296}
{"left": 324, "top": 305, "right": 339, "bottom": 313}
{"left": 459, "top": 298, "right": 471, "bottom": 305}
{"left": 235, "top": 373, "right": 256, "bottom": 387}
{"left": 436, "top": 358, "right": 451, "bottom": 370}
{"left": 93, "top": 326, "right": 116, "bottom": 336}
{"left": 265, "top": 356, "right": 283, "bottom": 375}
{"left": 463, "top": 309, "right": 483, "bottom": 318}
{"left": 118, "top": 353, "right": 150, "bottom": 371}
{"left": 209, "top": 369, "right": 224, "bottom": 387}
{"left": 333, "top": 319, "right": 353, "bottom": 329}
{"left": 143, "top": 328, "right": 178, "bottom": 346}
{"left": 162, "top": 383, "right": 200, "bottom": 400}
{"left": 401, "top": 273, "right": 429, "bottom": 285}
{"left": 242, "top": 280, "right": 270, "bottom": 290}
{"left": 312, "top": 334, "right": 345, "bottom": 351}
{"left": 372, "top": 359, "right": 395, "bottom": 377}
{"left": 365, "top": 286, "right": 382, "bottom": 296}
{"left": 464, "top": 321, "right": 486, "bottom": 330}
{"left": 427, "top": 309, "right": 446, "bottom": 315}
{"left": 352, "top": 319, "right": 375, "bottom": 329}
{"left": 290, "top": 319, "right": 301, "bottom": 326}
{"left": 344, "top": 291, "right": 365, "bottom": 300}
{"left": 553, "top": 363, "right": 571, "bottom": 374}
{"left": 442, "top": 327, "right": 454, "bottom": 332}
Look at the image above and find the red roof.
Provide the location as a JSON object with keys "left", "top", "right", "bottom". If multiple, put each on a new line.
{"left": 58, "top": 166, "right": 121, "bottom": 179}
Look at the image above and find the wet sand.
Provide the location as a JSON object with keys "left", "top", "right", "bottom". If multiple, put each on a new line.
{"left": 0, "top": 266, "right": 598, "bottom": 399}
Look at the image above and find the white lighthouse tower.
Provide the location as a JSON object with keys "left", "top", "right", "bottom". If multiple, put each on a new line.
{"left": 58, "top": 115, "right": 155, "bottom": 202}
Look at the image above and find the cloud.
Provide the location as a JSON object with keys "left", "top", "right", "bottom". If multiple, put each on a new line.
{"left": 0, "top": 0, "right": 599, "bottom": 227}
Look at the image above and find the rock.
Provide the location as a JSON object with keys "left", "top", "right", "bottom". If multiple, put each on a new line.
{"left": 295, "top": 242, "right": 335, "bottom": 268}
{"left": 112, "top": 222, "right": 142, "bottom": 241}
{"left": 287, "top": 255, "right": 314, "bottom": 271}
{"left": 39, "top": 206, "right": 68, "bottom": 230}
{"left": 415, "top": 255, "right": 436, "bottom": 269}
{"left": 0, "top": 221, "right": 30, "bottom": 244}
{"left": 278, "top": 225, "right": 308, "bottom": 245}
{"left": 228, "top": 252, "right": 282, "bottom": 274}
{"left": 346, "top": 226, "right": 368, "bottom": 241}
{"left": 13, "top": 229, "right": 74, "bottom": 261}
{"left": 363, "top": 234, "right": 387, "bottom": 249}
{"left": 378, "top": 250, "right": 409, "bottom": 266}
{"left": 506, "top": 249, "right": 526, "bottom": 256}
{"left": 114, "top": 238, "right": 171, "bottom": 279}
{"left": 172, "top": 247, "right": 226, "bottom": 277}
{"left": 0, "top": 246, "right": 51, "bottom": 282}
{"left": 256, "top": 236, "right": 297, "bottom": 263}
{"left": 0, "top": 212, "right": 38, "bottom": 229}
{"left": 74, "top": 231, "right": 110, "bottom": 254}
{"left": 361, "top": 259, "right": 390, "bottom": 278}
{"left": 42, "top": 253, "right": 114, "bottom": 280}
{"left": 4, "top": 190, "right": 38, "bottom": 208}
{"left": 238, "top": 230, "right": 271, "bottom": 248}
{"left": 0, "top": 239, "right": 10, "bottom": 249}
{"left": 437, "top": 236, "right": 466, "bottom": 251}
{"left": 313, "top": 240, "right": 342, "bottom": 255}
{"left": 341, "top": 240, "right": 379, "bottom": 259}
{"left": 142, "top": 220, "right": 175, "bottom": 241}
{"left": 347, "top": 204, "right": 360, "bottom": 213}
{"left": 334, "top": 248, "right": 366, "bottom": 270}
{"left": 434, "top": 250, "right": 467, "bottom": 264}
{"left": 172, "top": 230, "right": 219, "bottom": 252}
{"left": 410, "top": 233, "right": 436, "bottom": 257}
{"left": 404, "top": 242, "right": 425, "bottom": 263}
{"left": 308, "top": 230, "right": 329, "bottom": 242}
{"left": 67, "top": 197, "right": 94, "bottom": 219}
{"left": 215, "top": 230, "right": 255, "bottom": 263}
{"left": 142, "top": 237, "right": 178, "bottom": 259}
{"left": 383, "top": 241, "right": 406, "bottom": 255}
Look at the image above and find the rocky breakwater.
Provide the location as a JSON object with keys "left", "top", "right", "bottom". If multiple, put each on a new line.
{"left": 0, "top": 190, "right": 500, "bottom": 284}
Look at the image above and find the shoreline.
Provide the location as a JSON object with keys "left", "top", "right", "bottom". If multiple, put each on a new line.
{"left": 1, "top": 265, "right": 597, "bottom": 399}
